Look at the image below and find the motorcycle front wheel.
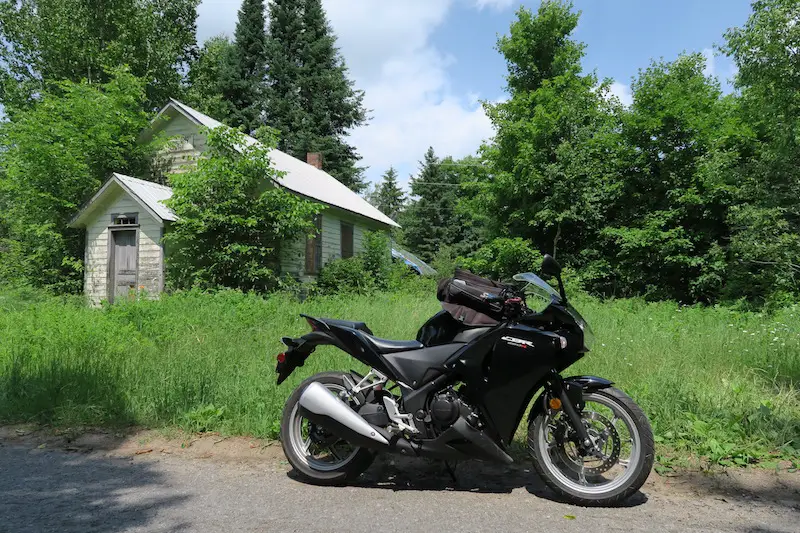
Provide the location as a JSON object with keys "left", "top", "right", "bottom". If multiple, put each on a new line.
{"left": 528, "top": 387, "right": 654, "bottom": 506}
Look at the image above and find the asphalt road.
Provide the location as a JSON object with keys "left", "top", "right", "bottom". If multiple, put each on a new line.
{"left": 1, "top": 443, "right": 798, "bottom": 533}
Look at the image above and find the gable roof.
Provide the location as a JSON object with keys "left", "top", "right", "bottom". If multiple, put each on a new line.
{"left": 69, "top": 173, "right": 176, "bottom": 228}
{"left": 144, "top": 99, "right": 399, "bottom": 228}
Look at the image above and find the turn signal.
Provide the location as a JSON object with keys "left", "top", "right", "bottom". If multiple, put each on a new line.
{"left": 277, "top": 352, "right": 286, "bottom": 363}
{"left": 549, "top": 397, "right": 562, "bottom": 410}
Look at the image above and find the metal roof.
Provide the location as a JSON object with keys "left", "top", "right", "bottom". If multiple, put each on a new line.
{"left": 69, "top": 173, "right": 176, "bottom": 227}
{"left": 115, "top": 174, "right": 177, "bottom": 222}
{"left": 163, "top": 99, "right": 400, "bottom": 228}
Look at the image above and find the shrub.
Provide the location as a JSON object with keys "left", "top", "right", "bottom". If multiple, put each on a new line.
{"left": 164, "top": 126, "right": 322, "bottom": 293}
{"left": 460, "top": 237, "right": 540, "bottom": 281}
{"left": 317, "top": 256, "right": 373, "bottom": 294}
{"left": 362, "top": 231, "right": 392, "bottom": 289}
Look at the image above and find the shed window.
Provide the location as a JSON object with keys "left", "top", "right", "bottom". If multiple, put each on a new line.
{"left": 112, "top": 213, "right": 138, "bottom": 226}
{"left": 341, "top": 223, "right": 354, "bottom": 259}
{"left": 305, "top": 215, "right": 322, "bottom": 274}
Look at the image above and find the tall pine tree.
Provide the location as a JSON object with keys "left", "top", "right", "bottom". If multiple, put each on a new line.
{"left": 186, "top": 0, "right": 266, "bottom": 132}
{"left": 370, "top": 167, "right": 406, "bottom": 219}
{"left": 401, "top": 148, "right": 461, "bottom": 262}
{"left": 229, "top": 0, "right": 268, "bottom": 132}
{"left": 265, "top": 0, "right": 368, "bottom": 192}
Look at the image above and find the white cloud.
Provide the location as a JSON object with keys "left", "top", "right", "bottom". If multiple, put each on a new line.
{"left": 196, "top": 0, "right": 502, "bottom": 186}
{"left": 702, "top": 47, "right": 716, "bottom": 78}
{"left": 608, "top": 81, "right": 633, "bottom": 107}
{"left": 474, "top": 0, "right": 516, "bottom": 10}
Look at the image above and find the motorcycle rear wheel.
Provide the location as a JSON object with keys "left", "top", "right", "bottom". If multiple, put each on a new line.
{"left": 280, "top": 372, "right": 374, "bottom": 486}
{"left": 528, "top": 387, "right": 654, "bottom": 506}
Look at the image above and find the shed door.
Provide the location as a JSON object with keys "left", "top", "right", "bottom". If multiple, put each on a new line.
{"left": 111, "top": 230, "right": 137, "bottom": 302}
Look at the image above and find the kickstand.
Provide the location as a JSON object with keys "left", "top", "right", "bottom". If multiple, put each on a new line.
{"left": 444, "top": 460, "right": 458, "bottom": 484}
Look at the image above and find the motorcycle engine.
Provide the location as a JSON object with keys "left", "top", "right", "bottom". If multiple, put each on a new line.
{"left": 429, "top": 388, "right": 476, "bottom": 428}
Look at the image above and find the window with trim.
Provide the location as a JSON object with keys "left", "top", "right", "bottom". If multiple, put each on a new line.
{"left": 340, "top": 222, "right": 354, "bottom": 259}
{"left": 112, "top": 213, "right": 138, "bottom": 226}
{"left": 305, "top": 215, "right": 322, "bottom": 274}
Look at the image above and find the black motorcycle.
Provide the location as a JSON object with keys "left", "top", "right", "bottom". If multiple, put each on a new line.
{"left": 274, "top": 255, "right": 654, "bottom": 505}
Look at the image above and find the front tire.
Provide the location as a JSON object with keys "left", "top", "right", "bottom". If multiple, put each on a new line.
{"left": 280, "top": 372, "right": 374, "bottom": 486}
{"left": 529, "top": 387, "right": 654, "bottom": 506}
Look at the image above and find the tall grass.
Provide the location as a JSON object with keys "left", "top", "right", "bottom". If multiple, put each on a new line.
{"left": 0, "top": 287, "right": 797, "bottom": 465}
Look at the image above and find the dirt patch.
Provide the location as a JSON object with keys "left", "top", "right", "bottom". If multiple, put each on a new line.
{"left": 2, "top": 424, "right": 798, "bottom": 510}
{"left": 0, "top": 424, "right": 286, "bottom": 463}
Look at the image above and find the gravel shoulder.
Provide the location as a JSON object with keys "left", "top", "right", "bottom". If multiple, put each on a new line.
{"left": 1, "top": 425, "right": 798, "bottom": 533}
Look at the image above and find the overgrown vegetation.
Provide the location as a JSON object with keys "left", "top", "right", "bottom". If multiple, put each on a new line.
{"left": 0, "top": 70, "right": 156, "bottom": 292}
{"left": 163, "top": 126, "right": 321, "bottom": 292}
{"left": 0, "top": 287, "right": 796, "bottom": 468}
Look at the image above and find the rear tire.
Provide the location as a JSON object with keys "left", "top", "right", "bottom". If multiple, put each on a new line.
{"left": 529, "top": 387, "right": 654, "bottom": 506}
{"left": 280, "top": 372, "right": 375, "bottom": 486}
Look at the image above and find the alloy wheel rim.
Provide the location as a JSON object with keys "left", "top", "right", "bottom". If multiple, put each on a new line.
{"left": 288, "top": 383, "right": 360, "bottom": 472}
{"left": 534, "top": 391, "right": 642, "bottom": 495}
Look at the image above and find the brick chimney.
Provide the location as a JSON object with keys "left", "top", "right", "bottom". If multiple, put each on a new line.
{"left": 307, "top": 152, "right": 323, "bottom": 170}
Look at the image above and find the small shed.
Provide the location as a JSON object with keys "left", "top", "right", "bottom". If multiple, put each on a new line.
{"left": 69, "top": 173, "right": 175, "bottom": 304}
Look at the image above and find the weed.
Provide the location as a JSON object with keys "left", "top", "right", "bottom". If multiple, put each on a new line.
{"left": 0, "top": 288, "right": 797, "bottom": 466}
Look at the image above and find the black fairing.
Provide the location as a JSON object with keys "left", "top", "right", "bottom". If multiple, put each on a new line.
{"left": 448, "top": 322, "right": 567, "bottom": 445}
{"left": 382, "top": 344, "right": 463, "bottom": 388}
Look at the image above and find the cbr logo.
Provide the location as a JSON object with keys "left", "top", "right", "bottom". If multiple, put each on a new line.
{"left": 501, "top": 336, "right": 535, "bottom": 349}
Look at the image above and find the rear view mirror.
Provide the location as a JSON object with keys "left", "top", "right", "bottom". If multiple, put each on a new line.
{"left": 541, "top": 254, "right": 562, "bottom": 278}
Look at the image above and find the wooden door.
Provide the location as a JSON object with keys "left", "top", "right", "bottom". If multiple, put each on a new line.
{"left": 111, "top": 230, "right": 137, "bottom": 302}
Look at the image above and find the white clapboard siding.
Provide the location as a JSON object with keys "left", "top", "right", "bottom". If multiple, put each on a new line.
{"left": 155, "top": 114, "right": 207, "bottom": 174}
{"left": 278, "top": 209, "right": 388, "bottom": 279}
{"left": 84, "top": 187, "right": 164, "bottom": 305}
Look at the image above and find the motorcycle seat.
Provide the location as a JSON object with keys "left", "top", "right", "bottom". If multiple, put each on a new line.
{"left": 362, "top": 334, "right": 425, "bottom": 354}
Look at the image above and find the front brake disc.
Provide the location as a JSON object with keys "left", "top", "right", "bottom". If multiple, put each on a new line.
{"left": 554, "top": 411, "right": 621, "bottom": 475}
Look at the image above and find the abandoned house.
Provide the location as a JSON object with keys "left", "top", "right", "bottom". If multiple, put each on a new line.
{"left": 69, "top": 99, "right": 399, "bottom": 305}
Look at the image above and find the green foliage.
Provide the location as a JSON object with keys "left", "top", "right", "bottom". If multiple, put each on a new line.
{"left": 1, "top": 287, "right": 798, "bottom": 465}
{"left": 264, "top": 0, "right": 368, "bottom": 192}
{"left": 317, "top": 256, "right": 373, "bottom": 294}
{"left": 597, "top": 54, "right": 738, "bottom": 302}
{"left": 0, "top": 0, "right": 200, "bottom": 111}
{"left": 0, "top": 70, "right": 154, "bottom": 291}
{"left": 368, "top": 167, "right": 406, "bottom": 219}
{"left": 186, "top": 0, "right": 267, "bottom": 133}
{"left": 185, "top": 36, "right": 240, "bottom": 122}
{"left": 163, "top": 126, "right": 322, "bottom": 292}
{"left": 720, "top": 0, "right": 800, "bottom": 304}
{"left": 229, "top": 0, "right": 269, "bottom": 132}
{"left": 480, "top": 1, "right": 617, "bottom": 268}
{"left": 400, "top": 148, "right": 465, "bottom": 262}
{"left": 441, "top": 0, "right": 800, "bottom": 306}
{"left": 460, "top": 238, "right": 540, "bottom": 281}
{"left": 182, "top": 404, "right": 226, "bottom": 434}
{"left": 361, "top": 231, "right": 393, "bottom": 288}
{"left": 317, "top": 231, "right": 394, "bottom": 294}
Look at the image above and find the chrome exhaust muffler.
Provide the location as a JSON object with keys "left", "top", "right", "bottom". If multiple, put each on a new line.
{"left": 297, "top": 381, "right": 389, "bottom": 447}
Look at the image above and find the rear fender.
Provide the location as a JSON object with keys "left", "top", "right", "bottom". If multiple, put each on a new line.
{"left": 527, "top": 375, "right": 614, "bottom": 426}
{"left": 275, "top": 330, "right": 344, "bottom": 385}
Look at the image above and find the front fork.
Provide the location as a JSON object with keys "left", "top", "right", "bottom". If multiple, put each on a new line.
{"left": 546, "top": 371, "right": 595, "bottom": 453}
